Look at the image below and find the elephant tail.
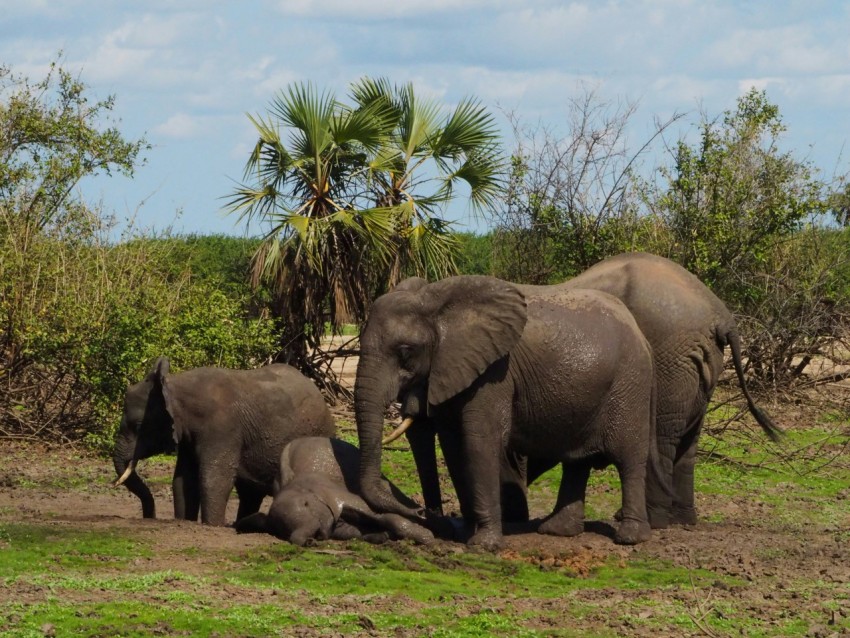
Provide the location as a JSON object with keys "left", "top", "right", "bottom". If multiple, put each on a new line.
{"left": 726, "top": 328, "right": 783, "bottom": 442}
{"left": 646, "top": 361, "right": 674, "bottom": 501}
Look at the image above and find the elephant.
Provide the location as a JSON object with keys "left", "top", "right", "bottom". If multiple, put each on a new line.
{"left": 563, "top": 252, "right": 782, "bottom": 527}
{"left": 234, "top": 437, "right": 434, "bottom": 546}
{"left": 355, "top": 275, "right": 665, "bottom": 549}
{"left": 112, "top": 357, "right": 336, "bottom": 525}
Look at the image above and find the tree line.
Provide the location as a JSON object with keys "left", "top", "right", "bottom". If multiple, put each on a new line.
{"left": 1, "top": 58, "right": 848, "bottom": 448}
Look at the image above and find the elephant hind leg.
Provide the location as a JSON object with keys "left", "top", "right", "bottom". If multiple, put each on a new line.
{"left": 538, "top": 461, "right": 590, "bottom": 538}
{"left": 670, "top": 423, "right": 701, "bottom": 526}
{"left": 198, "top": 455, "right": 237, "bottom": 526}
{"left": 613, "top": 457, "right": 651, "bottom": 545}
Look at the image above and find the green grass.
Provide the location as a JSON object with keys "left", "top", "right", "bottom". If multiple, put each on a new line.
{"left": 2, "top": 415, "right": 847, "bottom": 637}
{"left": 0, "top": 523, "right": 150, "bottom": 578}
{"left": 696, "top": 425, "right": 850, "bottom": 527}
{"left": 0, "top": 511, "right": 843, "bottom": 638}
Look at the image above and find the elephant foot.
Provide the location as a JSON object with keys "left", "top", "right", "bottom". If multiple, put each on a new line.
{"left": 615, "top": 519, "right": 651, "bottom": 545}
{"left": 468, "top": 528, "right": 504, "bottom": 551}
{"left": 670, "top": 505, "right": 698, "bottom": 526}
{"left": 538, "top": 513, "right": 584, "bottom": 538}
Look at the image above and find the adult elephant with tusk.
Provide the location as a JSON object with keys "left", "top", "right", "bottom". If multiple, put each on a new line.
{"left": 355, "top": 274, "right": 664, "bottom": 549}
{"left": 112, "top": 357, "right": 335, "bottom": 525}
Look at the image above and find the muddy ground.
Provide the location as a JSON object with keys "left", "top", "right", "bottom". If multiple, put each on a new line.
{"left": 1, "top": 403, "right": 849, "bottom": 637}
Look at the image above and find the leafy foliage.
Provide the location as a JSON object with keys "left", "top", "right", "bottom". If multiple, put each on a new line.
{"left": 650, "top": 89, "right": 827, "bottom": 304}
{"left": 0, "top": 60, "right": 275, "bottom": 447}
{"left": 0, "top": 57, "right": 147, "bottom": 231}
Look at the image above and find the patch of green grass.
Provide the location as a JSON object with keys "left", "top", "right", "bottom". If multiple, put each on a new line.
{"left": 227, "top": 541, "right": 726, "bottom": 602}
{"left": 0, "top": 600, "right": 301, "bottom": 638}
{"left": 0, "top": 523, "right": 150, "bottom": 578}
{"left": 0, "top": 519, "right": 834, "bottom": 638}
{"left": 696, "top": 426, "right": 850, "bottom": 527}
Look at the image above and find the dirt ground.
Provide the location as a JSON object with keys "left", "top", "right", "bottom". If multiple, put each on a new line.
{"left": 1, "top": 410, "right": 849, "bottom": 638}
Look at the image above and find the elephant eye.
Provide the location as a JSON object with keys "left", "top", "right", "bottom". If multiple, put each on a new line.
{"left": 397, "top": 345, "right": 414, "bottom": 361}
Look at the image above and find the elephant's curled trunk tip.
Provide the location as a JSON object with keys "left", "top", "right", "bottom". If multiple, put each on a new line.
{"left": 113, "top": 458, "right": 137, "bottom": 487}
{"left": 382, "top": 416, "right": 415, "bottom": 445}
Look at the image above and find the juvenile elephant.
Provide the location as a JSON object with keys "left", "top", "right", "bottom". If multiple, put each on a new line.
{"left": 355, "top": 275, "right": 663, "bottom": 549}
{"left": 565, "top": 252, "right": 781, "bottom": 527}
{"left": 234, "top": 437, "right": 434, "bottom": 546}
{"left": 112, "top": 358, "right": 335, "bottom": 525}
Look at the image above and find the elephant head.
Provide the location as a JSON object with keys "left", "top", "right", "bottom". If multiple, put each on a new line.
{"left": 355, "top": 275, "right": 527, "bottom": 517}
{"left": 112, "top": 356, "right": 180, "bottom": 518}
{"left": 267, "top": 487, "right": 337, "bottom": 546}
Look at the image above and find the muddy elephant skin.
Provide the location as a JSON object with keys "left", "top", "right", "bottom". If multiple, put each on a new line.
{"left": 112, "top": 358, "right": 335, "bottom": 525}
{"left": 355, "top": 275, "right": 663, "bottom": 549}
{"left": 566, "top": 252, "right": 781, "bottom": 527}
{"left": 234, "top": 437, "right": 433, "bottom": 546}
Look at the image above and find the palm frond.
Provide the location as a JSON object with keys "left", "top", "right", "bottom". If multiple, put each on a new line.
{"left": 431, "top": 98, "right": 500, "bottom": 157}
{"left": 444, "top": 150, "right": 506, "bottom": 212}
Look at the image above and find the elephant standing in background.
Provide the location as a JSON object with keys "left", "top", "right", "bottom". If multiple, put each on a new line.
{"left": 355, "top": 275, "right": 664, "bottom": 549}
{"left": 566, "top": 252, "right": 782, "bottom": 527}
{"left": 235, "top": 437, "right": 434, "bottom": 546}
{"left": 112, "top": 358, "right": 335, "bottom": 525}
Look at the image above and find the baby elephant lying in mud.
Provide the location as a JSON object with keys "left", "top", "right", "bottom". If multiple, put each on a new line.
{"left": 234, "top": 437, "right": 434, "bottom": 546}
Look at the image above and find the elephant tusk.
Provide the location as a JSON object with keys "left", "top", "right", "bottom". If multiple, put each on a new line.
{"left": 113, "top": 459, "right": 138, "bottom": 487}
{"left": 382, "top": 416, "right": 415, "bottom": 445}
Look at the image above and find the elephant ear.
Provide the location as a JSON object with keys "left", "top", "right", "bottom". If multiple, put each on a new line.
{"left": 148, "top": 357, "right": 183, "bottom": 444}
{"left": 423, "top": 276, "right": 527, "bottom": 407}
{"left": 145, "top": 356, "right": 170, "bottom": 383}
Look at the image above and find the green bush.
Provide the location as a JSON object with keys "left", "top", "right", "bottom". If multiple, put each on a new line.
{"left": 0, "top": 210, "right": 277, "bottom": 450}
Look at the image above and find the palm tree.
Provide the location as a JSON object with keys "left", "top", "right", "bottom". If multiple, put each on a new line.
{"left": 226, "top": 83, "right": 395, "bottom": 371}
{"left": 227, "top": 79, "right": 503, "bottom": 390}
{"left": 350, "top": 77, "right": 503, "bottom": 286}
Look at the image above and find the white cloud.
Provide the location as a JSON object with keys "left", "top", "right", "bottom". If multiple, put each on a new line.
{"left": 153, "top": 112, "right": 205, "bottom": 139}
{"left": 273, "top": 0, "right": 517, "bottom": 19}
{"left": 709, "top": 25, "right": 841, "bottom": 75}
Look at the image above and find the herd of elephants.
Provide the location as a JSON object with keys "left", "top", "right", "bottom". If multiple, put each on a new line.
{"left": 111, "top": 252, "right": 782, "bottom": 550}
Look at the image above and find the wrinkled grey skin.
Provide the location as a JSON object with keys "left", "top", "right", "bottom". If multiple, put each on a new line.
{"left": 112, "top": 358, "right": 335, "bottom": 525}
{"left": 565, "top": 252, "right": 782, "bottom": 528}
{"left": 234, "top": 437, "right": 434, "bottom": 546}
{"left": 355, "top": 275, "right": 661, "bottom": 550}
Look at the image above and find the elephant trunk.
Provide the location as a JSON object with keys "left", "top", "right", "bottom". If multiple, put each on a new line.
{"left": 354, "top": 356, "right": 423, "bottom": 520}
{"left": 112, "top": 437, "right": 156, "bottom": 519}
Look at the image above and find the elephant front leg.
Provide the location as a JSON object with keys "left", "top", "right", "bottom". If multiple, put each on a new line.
{"left": 538, "top": 460, "right": 590, "bottom": 537}
{"left": 459, "top": 416, "right": 505, "bottom": 550}
{"left": 406, "top": 420, "right": 443, "bottom": 516}
{"left": 500, "top": 448, "right": 530, "bottom": 523}
{"left": 172, "top": 447, "right": 200, "bottom": 521}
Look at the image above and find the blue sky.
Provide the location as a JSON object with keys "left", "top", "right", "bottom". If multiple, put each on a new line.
{"left": 2, "top": 0, "right": 849, "bottom": 237}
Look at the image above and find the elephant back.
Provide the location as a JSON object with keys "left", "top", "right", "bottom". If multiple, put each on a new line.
{"left": 279, "top": 437, "right": 361, "bottom": 493}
